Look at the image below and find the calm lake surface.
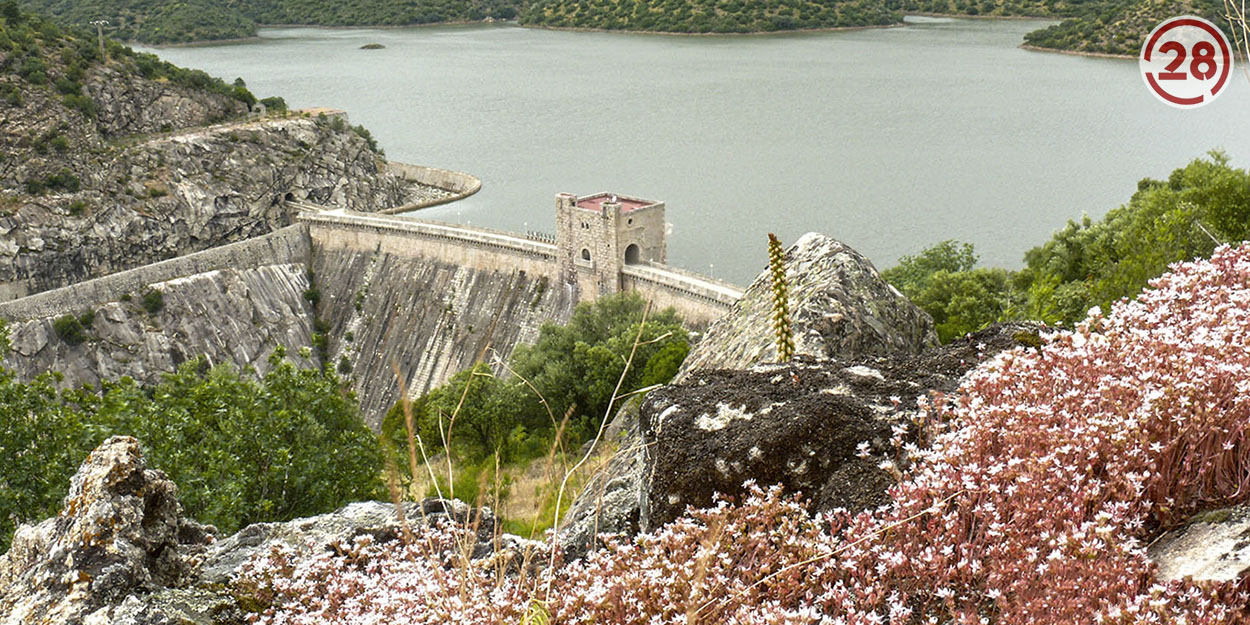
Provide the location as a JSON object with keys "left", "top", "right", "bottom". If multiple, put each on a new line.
{"left": 144, "top": 18, "right": 1250, "bottom": 285}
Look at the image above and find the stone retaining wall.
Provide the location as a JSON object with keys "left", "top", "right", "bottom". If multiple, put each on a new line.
{"left": 0, "top": 226, "right": 311, "bottom": 321}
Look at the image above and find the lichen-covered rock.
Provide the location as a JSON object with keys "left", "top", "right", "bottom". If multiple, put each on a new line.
{"left": 0, "top": 436, "right": 538, "bottom": 624}
{"left": 199, "top": 498, "right": 511, "bottom": 585}
{"left": 639, "top": 323, "right": 1042, "bottom": 531}
{"left": 677, "top": 233, "right": 937, "bottom": 379}
{"left": 0, "top": 436, "right": 215, "bottom": 625}
{"left": 1148, "top": 505, "right": 1250, "bottom": 582}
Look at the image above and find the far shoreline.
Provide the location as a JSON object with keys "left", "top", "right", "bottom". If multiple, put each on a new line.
{"left": 520, "top": 21, "right": 902, "bottom": 37}
{"left": 1019, "top": 43, "right": 1134, "bottom": 60}
{"left": 131, "top": 17, "right": 913, "bottom": 47}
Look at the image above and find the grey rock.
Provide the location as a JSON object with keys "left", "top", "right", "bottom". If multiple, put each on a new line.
{"left": 0, "top": 115, "right": 417, "bottom": 300}
{"left": 0, "top": 437, "right": 540, "bottom": 625}
{"left": 198, "top": 498, "right": 505, "bottom": 584}
{"left": 0, "top": 437, "right": 215, "bottom": 625}
{"left": 677, "top": 232, "right": 938, "bottom": 380}
{"left": 556, "top": 397, "right": 646, "bottom": 559}
{"left": 1148, "top": 506, "right": 1250, "bottom": 582}
{"left": 640, "top": 323, "right": 1041, "bottom": 531}
{"left": 3, "top": 264, "right": 317, "bottom": 389}
{"left": 640, "top": 322, "right": 1040, "bottom": 532}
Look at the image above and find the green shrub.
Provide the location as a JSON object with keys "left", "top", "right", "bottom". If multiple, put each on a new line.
{"left": 52, "top": 314, "right": 87, "bottom": 345}
{"left": 141, "top": 289, "right": 164, "bottom": 314}
{"left": 390, "top": 293, "right": 689, "bottom": 465}
{"left": 259, "top": 96, "right": 287, "bottom": 113}
{"left": 0, "top": 352, "right": 385, "bottom": 551}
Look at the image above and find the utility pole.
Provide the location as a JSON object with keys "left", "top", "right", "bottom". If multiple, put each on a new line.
{"left": 89, "top": 20, "right": 108, "bottom": 62}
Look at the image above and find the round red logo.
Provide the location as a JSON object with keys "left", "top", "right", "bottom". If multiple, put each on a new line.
{"left": 1139, "top": 16, "right": 1234, "bottom": 108}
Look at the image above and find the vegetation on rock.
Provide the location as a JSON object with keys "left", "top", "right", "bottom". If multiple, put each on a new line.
{"left": 18, "top": 0, "right": 523, "bottom": 45}
{"left": 766, "top": 233, "right": 793, "bottom": 362}
{"left": 1023, "top": 0, "right": 1231, "bottom": 56}
{"left": 0, "top": 2, "right": 253, "bottom": 105}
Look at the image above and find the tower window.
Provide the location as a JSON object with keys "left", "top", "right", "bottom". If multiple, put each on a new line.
{"left": 581, "top": 249, "right": 591, "bottom": 261}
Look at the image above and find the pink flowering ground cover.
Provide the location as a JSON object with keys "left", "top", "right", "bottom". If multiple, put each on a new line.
{"left": 235, "top": 244, "right": 1250, "bottom": 624}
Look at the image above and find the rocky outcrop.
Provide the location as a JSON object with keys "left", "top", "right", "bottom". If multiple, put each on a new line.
{"left": 677, "top": 233, "right": 938, "bottom": 379}
{"left": 85, "top": 67, "right": 246, "bottom": 139}
{"left": 0, "top": 437, "right": 536, "bottom": 625}
{"left": 559, "top": 232, "right": 951, "bottom": 548}
{"left": 639, "top": 323, "right": 1038, "bottom": 530}
{"left": 0, "top": 436, "right": 215, "bottom": 625}
{"left": 0, "top": 114, "right": 417, "bottom": 300}
{"left": 1148, "top": 505, "right": 1250, "bottom": 582}
{"left": 3, "top": 263, "right": 317, "bottom": 389}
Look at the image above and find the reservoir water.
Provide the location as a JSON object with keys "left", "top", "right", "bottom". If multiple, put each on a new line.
{"left": 143, "top": 18, "right": 1250, "bottom": 285}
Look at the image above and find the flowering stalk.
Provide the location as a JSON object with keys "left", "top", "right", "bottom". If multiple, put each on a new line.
{"left": 767, "top": 233, "right": 794, "bottom": 363}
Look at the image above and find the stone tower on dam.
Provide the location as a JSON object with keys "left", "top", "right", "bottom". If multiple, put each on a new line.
{"left": 555, "top": 192, "right": 667, "bottom": 299}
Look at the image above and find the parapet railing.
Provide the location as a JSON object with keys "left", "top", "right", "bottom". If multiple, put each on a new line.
{"left": 301, "top": 210, "right": 558, "bottom": 263}
{"left": 526, "top": 231, "right": 556, "bottom": 244}
{"left": 622, "top": 261, "right": 744, "bottom": 308}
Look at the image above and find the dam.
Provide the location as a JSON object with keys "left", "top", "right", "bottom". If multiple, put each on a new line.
{"left": 0, "top": 177, "right": 744, "bottom": 427}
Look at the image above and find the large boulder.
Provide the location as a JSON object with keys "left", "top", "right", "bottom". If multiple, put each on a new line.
{"left": 558, "top": 233, "right": 957, "bottom": 551}
{"left": 1148, "top": 505, "right": 1250, "bottom": 582}
{"left": 677, "top": 233, "right": 938, "bottom": 379}
{"left": 639, "top": 323, "right": 1040, "bottom": 530}
{"left": 0, "top": 436, "right": 215, "bottom": 625}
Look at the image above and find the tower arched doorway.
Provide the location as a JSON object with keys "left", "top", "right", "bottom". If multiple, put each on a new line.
{"left": 624, "top": 244, "right": 641, "bottom": 265}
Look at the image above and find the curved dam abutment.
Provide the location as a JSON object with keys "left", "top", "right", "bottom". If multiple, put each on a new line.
{"left": 382, "top": 163, "right": 482, "bottom": 213}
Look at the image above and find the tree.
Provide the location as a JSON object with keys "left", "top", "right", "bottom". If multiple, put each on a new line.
{"left": 1023, "top": 152, "right": 1247, "bottom": 324}
{"left": 0, "top": 348, "right": 384, "bottom": 551}
{"left": 510, "top": 292, "right": 688, "bottom": 439}
{"left": 880, "top": 240, "right": 978, "bottom": 297}
{"left": 882, "top": 240, "right": 1020, "bottom": 342}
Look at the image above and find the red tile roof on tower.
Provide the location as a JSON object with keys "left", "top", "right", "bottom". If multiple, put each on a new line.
{"left": 576, "top": 193, "right": 655, "bottom": 212}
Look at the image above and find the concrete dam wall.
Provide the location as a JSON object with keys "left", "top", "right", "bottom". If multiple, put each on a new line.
{"left": 2, "top": 263, "right": 318, "bottom": 390}
{"left": 311, "top": 231, "right": 578, "bottom": 429}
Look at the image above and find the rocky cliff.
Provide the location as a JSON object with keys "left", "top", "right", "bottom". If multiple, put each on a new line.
{"left": 0, "top": 114, "right": 416, "bottom": 300}
{"left": 0, "top": 15, "right": 420, "bottom": 299}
